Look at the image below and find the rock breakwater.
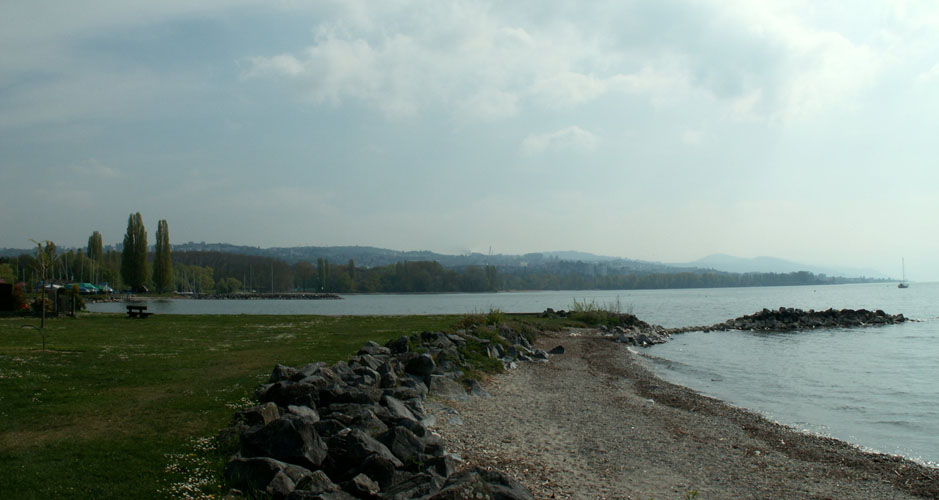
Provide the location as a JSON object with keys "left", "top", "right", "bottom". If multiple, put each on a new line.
{"left": 584, "top": 307, "right": 908, "bottom": 348}
{"left": 674, "top": 307, "right": 907, "bottom": 334}
{"left": 220, "top": 325, "right": 550, "bottom": 499}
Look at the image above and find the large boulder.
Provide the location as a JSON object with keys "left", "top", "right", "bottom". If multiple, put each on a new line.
{"left": 378, "top": 472, "right": 444, "bottom": 500}
{"left": 225, "top": 456, "right": 313, "bottom": 500}
{"left": 325, "top": 428, "right": 404, "bottom": 482}
{"left": 405, "top": 354, "right": 436, "bottom": 377}
{"left": 358, "top": 341, "right": 392, "bottom": 357}
{"left": 428, "top": 375, "right": 469, "bottom": 402}
{"left": 240, "top": 417, "right": 329, "bottom": 470}
{"left": 232, "top": 402, "right": 281, "bottom": 427}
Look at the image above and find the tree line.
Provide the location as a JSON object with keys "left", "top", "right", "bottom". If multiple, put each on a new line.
{"left": 0, "top": 212, "right": 879, "bottom": 295}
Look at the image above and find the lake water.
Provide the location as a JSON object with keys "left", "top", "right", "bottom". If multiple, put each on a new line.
{"left": 87, "top": 282, "right": 939, "bottom": 465}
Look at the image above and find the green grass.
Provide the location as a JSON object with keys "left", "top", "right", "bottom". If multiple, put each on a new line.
{"left": 0, "top": 313, "right": 457, "bottom": 500}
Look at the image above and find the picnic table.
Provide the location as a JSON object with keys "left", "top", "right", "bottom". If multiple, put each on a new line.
{"left": 126, "top": 304, "right": 152, "bottom": 319}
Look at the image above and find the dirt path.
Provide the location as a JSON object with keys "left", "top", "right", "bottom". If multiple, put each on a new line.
{"left": 435, "top": 329, "right": 939, "bottom": 500}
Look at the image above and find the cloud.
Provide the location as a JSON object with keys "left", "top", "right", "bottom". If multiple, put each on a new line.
{"left": 69, "top": 159, "right": 121, "bottom": 179}
{"left": 681, "top": 130, "right": 703, "bottom": 145}
{"left": 521, "top": 126, "right": 598, "bottom": 156}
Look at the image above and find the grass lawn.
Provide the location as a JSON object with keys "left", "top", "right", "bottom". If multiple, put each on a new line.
{"left": 0, "top": 312, "right": 460, "bottom": 499}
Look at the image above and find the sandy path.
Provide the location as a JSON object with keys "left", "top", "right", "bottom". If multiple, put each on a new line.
{"left": 435, "top": 329, "right": 939, "bottom": 500}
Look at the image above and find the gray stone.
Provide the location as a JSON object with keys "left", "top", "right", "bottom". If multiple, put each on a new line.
{"left": 232, "top": 402, "right": 280, "bottom": 427}
{"left": 358, "top": 341, "right": 392, "bottom": 357}
{"left": 385, "top": 336, "right": 410, "bottom": 354}
{"left": 429, "top": 469, "right": 493, "bottom": 499}
{"left": 342, "top": 473, "right": 379, "bottom": 497}
{"left": 478, "top": 469, "right": 536, "bottom": 500}
{"left": 240, "top": 417, "right": 328, "bottom": 470}
{"left": 381, "top": 395, "right": 418, "bottom": 422}
{"left": 378, "top": 472, "right": 443, "bottom": 500}
{"left": 428, "top": 375, "right": 468, "bottom": 402}
{"left": 405, "top": 354, "right": 436, "bottom": 377}
{"left": 225, "top": 456, "right": 313, "bottom": 498}
{"left": 287, "top": 405, "right": 320, "bottom": 423}
{"left": 379, "top": 425, "right": 427, "bottom": 464}
{"left": 466, "top": 379, "right": 490, "bottom": 398}
{"left": 326, "top": 428, "right": 403, "bottom": 481}
{"left": 299, "top": 470, "right": 340, "bottom": 494}
{"left": 270, "top": 364, "right": 298, "bottom": 383}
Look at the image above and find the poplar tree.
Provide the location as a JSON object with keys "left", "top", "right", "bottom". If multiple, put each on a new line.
{"left": 152, "top": 220, "right": 173, "bottom": 293}
{"left": 87, "top": 231, "right": 103, "bottom": 284}
{"left": 87, "top": 231, "right": 103, "bottom": 262}
{"left": 120, "top": 212, "right": 148, "bottom": 292}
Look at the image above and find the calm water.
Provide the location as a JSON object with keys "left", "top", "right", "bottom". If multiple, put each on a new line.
{"left": 88, "top": 282, "right": 939, "bottom": 464}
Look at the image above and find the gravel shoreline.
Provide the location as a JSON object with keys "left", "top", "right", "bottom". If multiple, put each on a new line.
{"left": 435, "top": 329, "right": 939, "bottom": 500}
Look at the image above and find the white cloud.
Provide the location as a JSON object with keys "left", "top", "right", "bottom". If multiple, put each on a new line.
{"left": 458, "top": 88, "right": 519, "bottom": 121}
{"left": 681, "top": 130, "right": 703, "bottom": 145}
{"left": 69, "top": 159, "right": 120, "bottom": 179}
{"left": 916, "top": 62, "right": 939, "bottom": 85}
{"left": 521, "top": 126, "right": 598, "bottom": 156}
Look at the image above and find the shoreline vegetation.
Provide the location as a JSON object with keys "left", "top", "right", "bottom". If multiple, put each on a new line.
{"left": 0, "top": 307, "right": 933, "bottom": 499}
{"left": 2, "top": 244, "right": 890, "bottom": 300}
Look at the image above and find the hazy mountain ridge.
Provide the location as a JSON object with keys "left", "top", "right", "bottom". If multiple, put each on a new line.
{"left": 680, "top": 254, "right": 888, "bottom": 279}
{"left": 1, "top": 244, "right": 883, "bottom": 279}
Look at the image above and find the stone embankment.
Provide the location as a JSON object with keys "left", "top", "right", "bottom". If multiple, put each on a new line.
{"left": 673, "top": 307, "right": 907, "bottom": 334}
{"left": 220, "top": 325, "right": 552, "bottom": 499}
{"left": 579, "top": 307, "right": 909, "bottom": 348}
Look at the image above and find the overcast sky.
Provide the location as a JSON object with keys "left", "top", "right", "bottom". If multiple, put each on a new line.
{"left": 2, "top": 1, "right": 938, "bottom": 279}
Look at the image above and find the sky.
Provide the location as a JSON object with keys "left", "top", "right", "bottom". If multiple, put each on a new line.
{"left": 1, "top": 0, "right": 938, "bottom": 280}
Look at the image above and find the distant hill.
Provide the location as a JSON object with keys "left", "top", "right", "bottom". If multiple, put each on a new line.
{"left": 2, "top": 243, "right": 886, "bottom": 280}
{"left": 679, "top": 254, "right": 886, "bottom": 279}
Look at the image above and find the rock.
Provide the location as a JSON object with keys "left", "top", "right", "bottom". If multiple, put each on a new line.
{"left": 287, "top": 405, "right": 320, "bottom": 423}
{"left": 270, "top": 364, "right": 298, "bottom": 383}
{"left": 428, "top": 375, "right": 469, "bottom": 402}
{"left": 478, "top": 468, "right": 536, "bottom": 500}
{"left": 326, "top": 428, "right": 404, "bottom": 481}
{"left": 428, "top": 469, "right": 493, "bottom": 499}
{"left": 379, "top": 425, "right": 428, "bottom": 465}
{"left": 385, "top": 336, "right": 410, "bottom": 355}
{"left": 318, "top": 385, "right": 382, "bottom": 406}
{"left": 358, "top": 341, "right": 392, "bottom": 357}
{"left": 259, "top": 381, "right": 318, "bottom": 408}
{"left": 341, "top": 473, "right": 379, "bottom": 498}
{"left": 225, "top": 456, "right": 313, "bottom": 499}
{"left": 360, "top": 453, "right": 398, "bottom": 488}
{"left": 548, "top": 345, "right": 565, "bottom": 355}
{"left": 299, "top": 470, "right": 341, "bottom": 494}
{"left": 532, "top": 349, "right": 549, "bottom": 361}
{"left": 240, "top": 417, "right": 329, "bottom": 470}
{"left": 405, "top": 354, "right": 436, "bottom": 377}
{"left": 380, "top": 472, "right": 444, "bottom": 500}
{"left": 233, "top": 402, "right": 281, "bottom": 427}
{"left": 379, "top": 371, "right": 399, "bottom": 389}
{"left": 292, "top": 362, "right": 329, "bottom": 382}
{"left": 466, "top": 379, "right": 490, "bottom": 398}
{"left": 287, "top": 490, "right": 357, "bottom": 500}
{"left": 313, "top": 418, "right": 347, "bottom": 438}
{"left": 381, "top": 395, "right": 418, "bottom": 422}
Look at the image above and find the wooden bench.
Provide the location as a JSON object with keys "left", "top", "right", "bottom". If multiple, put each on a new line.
{"left": 126, "top": 305, "right": 152, "bottom": 319}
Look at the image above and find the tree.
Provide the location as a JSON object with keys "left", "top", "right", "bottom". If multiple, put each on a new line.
{"left": 120, "top": 212, "right": 148, "bottom": 292}
{"left": 152, "top": 219, "right": 173, "bottom": 293}
{"left": 87, "top": 231, "right": 103, "bottom": 262}
{"left": 30, "top": 240, "right": 58, "bottom": 329}
{"left": 0, "top": 263, "right": 14, "bottom": 283}
{"left": 87, "top": 231, "right": 103, "bottom": 284}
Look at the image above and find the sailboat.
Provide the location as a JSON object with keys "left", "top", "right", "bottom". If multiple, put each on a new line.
{"left": 898, "top": 258, "right": 909, "bottom": 288}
